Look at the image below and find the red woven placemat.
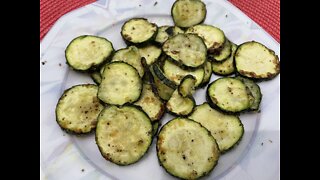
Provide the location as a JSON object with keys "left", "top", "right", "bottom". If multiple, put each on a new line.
{"left": 40, "top": 0, "right": 96, "bottom": 40}
{"left": 40, "top": 0, "right": 280, "bottom": 42}
{"left": 229, "top": 0, "right": 280, "bottom": 42}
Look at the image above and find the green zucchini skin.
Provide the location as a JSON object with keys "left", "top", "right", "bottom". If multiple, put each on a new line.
{"left": 152, "top": 63, "right": 178, "bottom": 90}
{"left": 236, "top": 76, "right": 262, "bottom": 111}
{"left": 198, "top": 60, "right": 212, "bottom": 88}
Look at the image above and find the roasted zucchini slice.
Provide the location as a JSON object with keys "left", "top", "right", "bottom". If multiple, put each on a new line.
{"left": 65, "top": 35, "right": 114, "bottom": 71}
{"left": 189, "top": 103, "right": 244, "bottom": 153}
{"left": 111, "top": 46, "right": 144, "bottom": 77}
{"left": 234, "top": 41, "right": 280, "bottom": 79}
{"left": 199, "top": 60, "right": 212, "bottom": 87}
{"left": 98, "top": 62, "right": 142, "bottom": 106}
{"left": 178, "top": 75, "right": 196, "bottom": 97}
{"left": 152, "top": 121, "right": 160, "bottom": 137}
{"left": 121, "top": 18, "right": 158, "bottom": 45}
{"left": 134, "top": 83, "right": 165, "bottom": 121}
{"left": 236, "top": 76, "right": 262, "bottom": 111}
{"left": 96, "top": 105, "right": 152, "bottom": 165}
{"left": 162, "top": 59, "right": 204, "bottom": 87}
{"left": 162, "top": 33, "right": 207, "bottom": 68}
{"left": 186, "top": 24, "right": 225, "bottom": 53}
{"left": 207, "top": 77, "right": 253, "bottom": 113}
{"left": 208, "top": 39, "right": 232, "bottom": 62}
{"left": 171, "top": 0, "right": 206, "bottom": 28}
{"left": 55, "top": 84, "right": 104, "bottom": 134}
{"left": 155, "top": 26, "right": 184, "bottom": 45}
{"left": 90, "top": 71, "right": 102, "bottom": 84}
{"left": 138, "top": 44, "right": 162, "bottom": 65}
{"left": 166, "top": 90, "right": 195, "bottom": 116}
{"left": 212, "top": 42, "right": 237, "bottom": 76}
{"left": 150, "top": 65, "right": 175, "bottom": 101}
{"left": 157, "top": 118, "right": 220, "bottom": 180}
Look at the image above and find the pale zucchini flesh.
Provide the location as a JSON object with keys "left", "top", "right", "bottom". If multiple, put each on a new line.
{"left": 212, "top": 42, "right": 237, "bottom": 76}
{"left": 236, "top": 76, "right": 262, "bottom": 111}
{"left": 235, "top": 41, "right": 280, "bottom": 79}
{"left": 199, "top": 60, "right": 212, "bottom": 87}
{"left": 207, "top": 77, "right": 252, "bottom": 113}
{"left": 65, "top": 35, "right": 114, "bottom": 71}
{"left": 209, "top": 39, "right": 232, "bottom": 62}
{"left": 111, "top": 46, "right": 144, "bottom": 77}
{"left": 121, "top": 18, "right": 158, "bottom": 44}
{"left": 157, "top": 118, "right": 220, "bottom": 180}
{"left": 98, "top": 62, "right": 142, "bottom": 106}
{"left": 90, "top": 71, "right": 102, "bottom": 84}
{"left": 178, "top": 75, "right": 196, "bottom": 97}
{"left": 166, "top": 90, "right": 195, "bottom": 116}
{"left": 96, "top": 105, "right": 152, "bottom": 165}
{"left": 150, "top": 65, "right": 175, "bottom": 101}
{"left": 162, "top": 33, "right": 207, "bottom": 68}
{"left": 186, "top": 24, "right": 225, "bottom": 53}
{"left": 155, "top": 26, "right": 184, "bottom": 45}
{"left": 134, "top": 84, "right": 165, "bottom": 121}
{"left": 163, "top": 59, "right": 204, "bottom": 87}
{"left": 171, "top": 0, "right": 207, "bottom": 28}
{"left": 189, "top": 103, "right": 244, "bottom": 152}
{"left": 56, "top": 84, "right": 104, "bottom": 134}
{"left": 138, "top": 44, "right": 162, "bottom": 65}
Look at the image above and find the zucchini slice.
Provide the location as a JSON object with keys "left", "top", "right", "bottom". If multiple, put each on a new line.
{"left": 186, "top": 24, "right": 225, "bottom": 53}
{"left": 162, "top": 33, "right": 207, "bottom": 68}
{"left": 189, "top": 103, "right": 244, "bottom": 153}
{"left": 121, "top": 18, "right": 158, "bottom": 45}
{"left": 157, "top": 118, "right": 220, "bottom": 180}
{"left": 98, "top": 62, "right": 142, "bottom": 105}
{"left": 111, "top": 46, "right": 144, "bottom": 77}
{"left": 150, "top": 65, "right": 175, "bottom": 101}
{"left": 65, "top": 35, "right": 114, "bottom": 71}
{"left": 155, "top": 26, "right": 184, "bottom": 45}
{"left": 207, "top": 77, "right": 252, "bottom": 113}
{"left": 166, "top": 90, "right": 195, "bottom": 116}
{"left": 212, "top": 42, "right": 237, "bottom": 76}
{"left": 152, "top": 63, "right": 178, "bottom": 89}
{"left": 234, "top": 41, "right": 280, "bottom": 79}
{"left": 236, "top": 76, "right": 262, "bottom": 111}
{"left": 152, "top": 121, "right": 160, "bottom": 137}
{"left": 96, "top": 105, "right": 152, "bottom": 165}
{"left": 171, "top": 0, "right": 206, "bottom": 28}
{"left": 90, "top": 71, "right": 102, "bottom": 84}
{"left": 134, "top": 83, "right": 165, "bottom": 122}
{"left": 162, "top": 59, "right": 204, "bottom": 87}
{"left": 178, "top": 75, "right": 196, "bottom": 97}
{"left": 55, "top": 84, "right": 104, "bottom": 134}
{"left": 199, "top": 60, "right": 212, "bottom": 87}
{"left": 138, "top": 44, "right": 162, "bottom": 65}
{"left": 208, "top": 39, "right": 232, "bottom": 62}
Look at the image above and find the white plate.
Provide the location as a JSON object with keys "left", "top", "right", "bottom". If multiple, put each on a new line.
{"left": 40, "top": 0, "right": 280, "bottom": 179}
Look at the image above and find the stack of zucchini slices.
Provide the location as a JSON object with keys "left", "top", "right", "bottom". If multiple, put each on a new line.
{"left": 55, "top": 0, "right": 280, "bottom": 179}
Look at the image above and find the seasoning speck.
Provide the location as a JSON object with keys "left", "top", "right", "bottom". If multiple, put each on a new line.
{"left": 269, "top": 140, "right": 273, "bottom": 143}
{"left": 59, "top": 63, "right": 62, "bottom": 66}
{"left": 261, "top": 142, "right": 264, "bottom": 146}
{"left": 139, "top": 4, "right": 141, "bottom": 7}
{"left": 225, "top": 14, "right": 228, "bottom": 18}
{"left": 154, "top": 1, "right": 158, "bottom": 6}
{"left": 41, "top": 61, "right": 47, "bottom": 65}
{"left": 81, "top": 169, "right": 85, "bottom": 172}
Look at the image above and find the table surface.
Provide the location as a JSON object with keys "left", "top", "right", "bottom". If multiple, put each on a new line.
{"left": 40, "top": 0, "right": 279, "bottom": 42}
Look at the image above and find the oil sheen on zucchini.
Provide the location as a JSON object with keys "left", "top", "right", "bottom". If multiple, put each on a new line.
{"left": 157, "top": 118, "right": 220, "bottom": 179}
{"left": 171, "top": 0, "right": 206, "bottom": 28}
{"left": 56, "top": 84, "right": 104, "bottom": 134}
{"left": 235, "top": 41, "right": 280, "bottom": 79}
{"left": 65, "top": 35, "right": 114, "bottom": 71}
{"left": 96, "top": 105, "right": 152, "bottom": 165}
{"left": 207, "top": 77, "right": 252, "bottom": 113}
{"left": 189, "top": 103, "right": 244, "bottom": 152}
{"left": 98, "top": 62, "right": 142, "bottom": 106}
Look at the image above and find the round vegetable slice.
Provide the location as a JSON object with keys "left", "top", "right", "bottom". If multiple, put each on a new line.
{"left": 178, "top": 75, "right": 196, "bottom": 97}
{"left": 171, "top": 0, "right": 206, "bottom": 28}
{"left": 155, "top": 26, "right": 184, "bottom": 45}
{"left": 186, "top": 24, "right": 225, "bottom": 53}
{"left": 121, "top": 18, "right": 158, "bottom": 45}
{"left": 212, "top": 42, "right": 237, "bottom": 76}
{"left": 234, "top": 41, "right": 280, "bottom": 79}
{"left": 157, "top": 118, "right": 220, "bottom": 179}
{"left": 65, "top": 35, "right": 114, "bottom": 71}
{"left": 189, "top": 103, "right": 244, "bottom": 152}
{"left": 98, "top": 62, "right": 142, "bottom": 106}
{"left": 236, "top": 76, "right": 262, "bottom": 111}
{"left": 166, "top": 90, "right": 195, "bottom": 116}
{"left": 199, "top": 60, "right": 212, "bottom": 87}
{"left": 138, "top": 44, "right": 162, "bottom": 65}
{"left": 96, "top": 105, "right": 152, "bottom": 165}
{"left": 56, "top": 84, "right": 104, "bottom": 134}
{"left": 209, "top": 39, "right": 232, "bottom": 62}
{"left": 162, "top": 33, "right": 207, "bottom": 68}
{"left": 207, "top": 77, "right": 252, "bottom": 113}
